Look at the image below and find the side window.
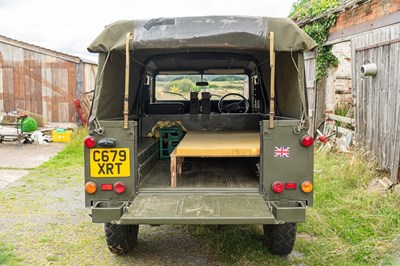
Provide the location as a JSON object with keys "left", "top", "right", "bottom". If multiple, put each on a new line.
{"left": 155, "top": 74, "right": 249, "bottom": 100}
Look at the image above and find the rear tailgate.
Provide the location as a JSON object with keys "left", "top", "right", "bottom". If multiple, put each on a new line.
{"left": 121, "top": 194, "right": 276, "bottom": 224}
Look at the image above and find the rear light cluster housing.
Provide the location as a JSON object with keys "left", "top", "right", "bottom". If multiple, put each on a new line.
{"left": 271, "top": 181, "right": 313, "bottom": 193}
{"left": 84, "top": 135, "right": 126, "bottom": 195}
{"left": 85, "top": 181, "right": 126, "bottom": 194}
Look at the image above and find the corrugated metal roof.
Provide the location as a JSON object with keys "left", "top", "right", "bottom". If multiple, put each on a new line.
{"left": 0, "top": 35, "right": 81, "bottom": 63}
{"left": 80, "top": 57, "right": 97, "bottom": 65}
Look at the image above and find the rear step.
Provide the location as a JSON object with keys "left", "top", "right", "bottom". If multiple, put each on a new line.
{"left": 120, "top": 194, "right": 276, "bottom": 224}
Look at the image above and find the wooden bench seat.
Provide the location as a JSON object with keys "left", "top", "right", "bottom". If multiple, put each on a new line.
{"left": 170, "top": 131, "right": 260, "bottom": 187}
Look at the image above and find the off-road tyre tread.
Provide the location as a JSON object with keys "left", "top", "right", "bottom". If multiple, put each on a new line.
{"left": 104, "top": 223, "right": 139, "bottom": 254}
{"left": 263, "top": 223, "right": 296, "bottom": 256}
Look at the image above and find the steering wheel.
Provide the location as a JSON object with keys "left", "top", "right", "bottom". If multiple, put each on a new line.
{"left": 218, "top": 93, "right": 249, "bottom": 113}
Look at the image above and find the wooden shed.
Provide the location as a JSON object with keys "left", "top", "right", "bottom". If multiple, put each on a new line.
{"left": 299, "top": 0, "right": 400, "bottom": 183}
{"left": 0, "top": 35, "right": 97, "bottom": 124}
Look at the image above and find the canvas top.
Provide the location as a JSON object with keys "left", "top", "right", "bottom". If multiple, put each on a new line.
{"left": 88, "top": 16, "right": 316, "bottom": 53}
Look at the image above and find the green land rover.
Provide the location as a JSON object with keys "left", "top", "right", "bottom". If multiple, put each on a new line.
{"left": 84, "top": 16, "right": 316, "bottom": 256}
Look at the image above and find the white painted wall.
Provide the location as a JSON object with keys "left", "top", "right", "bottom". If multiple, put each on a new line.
{"left": 325, "top": 41, "right": 353, "bottom": 112}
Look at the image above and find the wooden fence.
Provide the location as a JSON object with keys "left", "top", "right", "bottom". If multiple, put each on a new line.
{"left": 352, "top": 23, "right": 400, "bottom": 183}
{"left": 304, "top": 51, "right": 318, "bottom": 133}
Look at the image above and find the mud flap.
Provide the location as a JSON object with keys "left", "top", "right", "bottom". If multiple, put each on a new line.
{"left": 120, "top": 194, "right": 276, "bottom": 225}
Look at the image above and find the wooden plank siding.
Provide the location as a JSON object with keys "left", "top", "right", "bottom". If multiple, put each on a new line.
{"left": 0, "top": 36, "right": 97, "bottom": 123}
{"left": 351, "top": 23, "right": 400, "bottom": 183}
{"left": 304, "top": 50, "right": 317, "bottom": 134}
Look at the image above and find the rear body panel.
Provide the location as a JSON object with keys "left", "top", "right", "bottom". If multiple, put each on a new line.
{"left": 261, "top": 120, "right": 314, "bottom": 206}
{"left": 85, "top": 119, "right": 312, "bottom": 224}
{"left": 84, "top": 16, "right": 315, "bottom": 225}
{"left": 84, "top": 120, "right": 137, "bottom": 207}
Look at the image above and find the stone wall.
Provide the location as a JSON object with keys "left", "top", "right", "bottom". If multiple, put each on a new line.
{"left": 325, "top": 42, "right": 353, "bottom": 112}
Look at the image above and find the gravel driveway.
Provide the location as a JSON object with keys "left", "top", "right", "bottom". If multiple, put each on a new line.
{"left": 0, "top": 145, "right": 222, "bottom": 265}
{"left": 0, "top": 141, "right": 65, "bottom": 189}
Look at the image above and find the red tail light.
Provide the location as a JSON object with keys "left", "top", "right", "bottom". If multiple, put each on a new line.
{"left": 285, "top": 182, "right": 297, "bottom": 190}
{"left": 114, "top": 182, "right": 126, "bottom": 194}
{"left": 101, "top": 184, "right": 113, "bottom": 191}
{"left": 272, "top": 181, "right": 284, "bottom": 193}
{"left": 301, "top": 135, "right": 314, "bottom": 147}
{"left": 84, "top": 136, "right": 96, "bottom": 148}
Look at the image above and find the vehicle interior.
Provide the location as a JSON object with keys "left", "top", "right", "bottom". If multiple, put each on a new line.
{"left": 122, "top": 52, "right": 302, "bottom": 191}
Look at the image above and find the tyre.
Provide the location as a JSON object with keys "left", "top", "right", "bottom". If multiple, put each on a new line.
{"left": 104, "top": 223, "right": 139, "bottom": 254}
{"left": 263, "top": 223, "right": 296, "bottom": 256}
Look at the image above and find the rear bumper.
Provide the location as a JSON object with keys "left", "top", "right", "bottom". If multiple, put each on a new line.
{"left": 90, "top": 195, "right": 306, "bottom": 224}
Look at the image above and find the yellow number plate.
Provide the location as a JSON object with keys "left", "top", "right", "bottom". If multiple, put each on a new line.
{"left": 90, "top": 148, "right": 130, "bottom": 177}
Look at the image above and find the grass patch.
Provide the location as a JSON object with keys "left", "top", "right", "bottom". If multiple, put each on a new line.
{"left": 183, "top": 151, "right": 400, "bottom": 265}
{"left": 40, "top": 129, "right": 86, "bottom": 169}
{"left": 184, "top": 225, "right": 294, "bottom": 265}
{"left": 0, "top": 243, "right": 21, "bottom": 265}
{"left": 46, "top": 254, "right": 60, "bottom": 262}
{"left": 297, "top": 151, "right": 400, "bottom": 265}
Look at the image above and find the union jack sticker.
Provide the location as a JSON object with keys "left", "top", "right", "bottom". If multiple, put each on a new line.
{"left": 274, "top": 146, "right": 290, "bottom": 158}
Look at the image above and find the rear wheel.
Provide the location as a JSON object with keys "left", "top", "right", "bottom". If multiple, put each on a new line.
{"left": 104, "top": 223, "right": 139, "bottom": 254}
{"left": 263, "top": 223, "right": 296, "bottom": 256}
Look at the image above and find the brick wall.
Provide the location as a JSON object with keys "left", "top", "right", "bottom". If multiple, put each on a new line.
{"left": 330, "top": 0, "right": 400, "bottom": 34}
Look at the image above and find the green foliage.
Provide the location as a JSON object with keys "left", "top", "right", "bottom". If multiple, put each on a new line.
{"left": 166, "top": 79, "right": 195, "bottom": 93}
{"left": 191, "top": 86, "right": 201, "bottom": 92}
{"left": 290, "top": 0, "right": 339, "bottom": 20}
{"left": 334, "top": 106, "right": 350, "bottom": 117}
{"left": 290, "top": 0, "right": 340, "bottom": 81}
{"left": 210, "top": 75, "right": 245, "bottom": 82}
{"left": 171, "top": 75, "right": 200, "bottom": 83}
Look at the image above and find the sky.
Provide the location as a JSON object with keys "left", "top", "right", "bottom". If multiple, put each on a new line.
{"left": 0, "top": 0, "right": 296, "bottom": 62}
